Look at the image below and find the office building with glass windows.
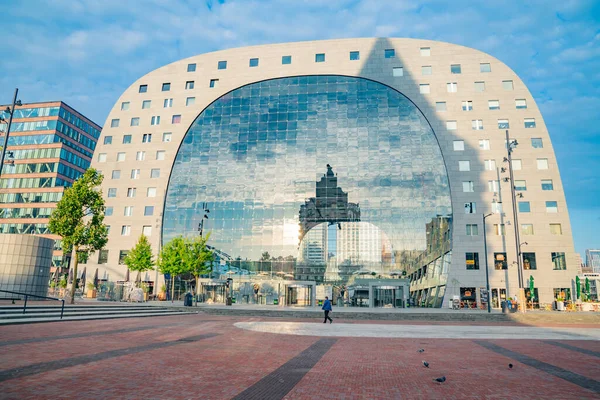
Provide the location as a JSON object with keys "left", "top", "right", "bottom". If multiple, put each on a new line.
{"left": 84, "top": 38, "right": 576, "bottom": 307}
{"left": 0, "top": 101, "right": 101, "bottom": 273}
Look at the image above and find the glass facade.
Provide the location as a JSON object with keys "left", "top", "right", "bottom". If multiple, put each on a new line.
{"left": 164, "top": 76, "right": 452, "bottom": 284}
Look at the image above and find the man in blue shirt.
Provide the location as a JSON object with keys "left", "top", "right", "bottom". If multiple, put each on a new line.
{"left": 322, "top": 296, "right": 333, "bottom": 324}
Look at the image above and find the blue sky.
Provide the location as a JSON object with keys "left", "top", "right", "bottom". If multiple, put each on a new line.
{"left": 1, "top": 0, "right": 598, "bottom": 257}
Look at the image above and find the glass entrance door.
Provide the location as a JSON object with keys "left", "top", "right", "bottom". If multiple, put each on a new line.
{"left": 373, "top": 286, "right": 398, "bottom": 308}
{"left": 286, "top": 285, "right": 312, "bottom": 306}
{"left": 491, "top": 288, "right": 506, "bottom": 309}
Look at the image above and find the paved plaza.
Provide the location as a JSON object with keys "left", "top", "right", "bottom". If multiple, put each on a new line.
{"left": 0, "top": 313, "right": 599, "bottom": 399}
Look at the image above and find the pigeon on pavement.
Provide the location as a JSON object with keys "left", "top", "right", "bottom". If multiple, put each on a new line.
{"left": 433, "top": 376, "right": 446, "bottom": 384}
{"left": 423, "top": 361, "right": 429, "bottom": 368}
{"left": 417, "top": 349, "right": 425, "bottom": 353}
{"left": 509, "top": 363, "right": 513, "bottom": 369}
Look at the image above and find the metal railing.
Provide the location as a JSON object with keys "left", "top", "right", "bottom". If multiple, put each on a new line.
{"left": 0, "top": 289, "right": 65, "bottom": 319}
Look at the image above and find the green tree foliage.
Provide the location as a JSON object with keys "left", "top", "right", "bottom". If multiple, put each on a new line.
{"left": 49, "top": 169, "right": 108, "bottom": 304}
{"left": 124, "top": 235, "right": 154, "bottom": 287}
{"left": 158, "top": 236, "right": 187, "bottom": 298}
{"left": 185, "top": 235, "right": 214, "bottom": 297}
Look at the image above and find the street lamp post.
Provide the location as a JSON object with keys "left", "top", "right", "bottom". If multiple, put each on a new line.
{"left": 483, "top": 213, "right": 493, "bottom": 313}
{"left": 0, "top": 88, "right": 22, "bottom": 178}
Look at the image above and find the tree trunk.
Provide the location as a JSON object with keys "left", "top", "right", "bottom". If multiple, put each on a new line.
{"left": 70, "top": 247, "right": 79, "bottom": 305}
{"left": 195, "top": 275, "right": 199, "bottom": 306}
{"left": 171, "top": 274, "right": 175, "bottom": 303}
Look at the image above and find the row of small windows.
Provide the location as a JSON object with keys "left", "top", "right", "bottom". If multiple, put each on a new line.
{"left": 0, "top": 177, "right": 71, "bottom": 189}
{"left": 437, "top": 99, "right": 527, "bottom": 113}
{"left": 98, "top": 149, "right": 165, "bottom": 163}
{"left": 445, "top": 118, "right": 535, "bottom": 131}
{"left": 453, "top": 138, "right": 543, "bottom": 151}
{"left": 110, "top": 115, "right": 182, "bottom": 128}
{"left": 120, "top": 97, "right": 196, "bottom": 112}
{"left": 0, "top": 207, "right": 53, "bottom": 219}
{"left": 107, "top": 186, "right": 159, "bottom": 198}
{"left": 0, "top": 223, "right": 50, "bottom": 235}
{"left": 419, "top": 80, "right": 514, "bottom": 94}
{"left": 0, "top": 191, "right": 63, "bottom": 204}
{"left": 453, "top": 158, "right": 550, "bottom": 172}
{"left": 463, "top": 200, "right": 559, "bottom": 215}
{"left": 463, "top": 252, "right": 566, "bottom": 270}
{"left": 108, "top": 168, "right": 161, "bottom": 180}
{"left": 103, "top": 132, "right": 171, "bottom": 146}
{"left": 465, "top": 223, "right": 563, "bottom": 237}
{"left": 462, "top": 179, "right": 554, "bottom": 192}
{"left": 105, "top": 205, "right": 155, "bottom": 218}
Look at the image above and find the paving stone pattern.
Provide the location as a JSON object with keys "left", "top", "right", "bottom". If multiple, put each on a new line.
{"left": 0, "top": 314, "right": 598, "bottom": 399}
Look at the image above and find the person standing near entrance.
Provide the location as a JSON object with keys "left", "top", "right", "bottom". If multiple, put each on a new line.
{"left": 322, "top": 296, "right": 333, "bottom": 324}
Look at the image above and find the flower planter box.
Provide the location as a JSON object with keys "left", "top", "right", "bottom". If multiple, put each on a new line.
{"left": 86, "top": 290, "right": 97, "bottom": 299}
{"left": 556, "top": 301, "right": 565, "bottom": 311}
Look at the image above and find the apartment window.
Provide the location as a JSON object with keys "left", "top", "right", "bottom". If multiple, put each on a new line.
{"left": 436, "top": 102, "right": 447, "bottom": 112}
{"left": 124, "top": 206, "right": 133, "bottom": 217}
{"left": 142, "top": 134, "right": 152, "bottom": 143}
{"left": 163, "top": 132, "right": 172, "bottom": 142}
{"left": 151, "top": 116, "right": 160, "bottom": 126}
{"left": 446, "top": 120, "right": 457, "bottom": 130}
{"left": 484, "top": 159, "right": 496, "bottom": 171}
{"left": 162, "top": 83, "right": 170, "bottom": 91}
{"left": 479, "top": 139, "right": 490, "bottom": 150}
{"left": 186, "top": 97, "right": 195, "bottom": 106}
{"left": 218, "top": 60, "right": 227, "bottom": 70}
{"left": 546, "top": 201, "right": 558, "bottom": 213}
{"left": 516, "top": 99, "right": 527, "bottom": 109}
{"left": 110, "top": 119, "right": 120, "bottom": 128}
{"left": 419, "top": 84, "right": 430, "bottom": 94}
{"left": 518, "top": 201, "right": 531, "bottom": 213}
{"left": 127, "top": 188, "right": 136, "bottom": 198}
{"left": 209, "top": 79, "right": 219, "bottom": 88}
{"left": 142, "top": 226, "right": 152, "bottom": 236}
{"left": 515, "top": 180, "right": 527, "bottom": 191}
{"left": 315, "top": 53, "right": 325, "bottom": 62}
{"left": 531, "top": 138, "right": 543, "bottom": 148}
{"left": 466, "top": 224, "right": 478, "bottom": 236}
{"left": 498, "top": 119, "right": 509, "bottom": 129}
{"left": 521, "top": 224, "right": 534, "bottom": 235}
{"left": 103, "top": 136, "right": 112, "bottom": 145}
{"left": 542, "top": 179, "right": 554, "bottom": 190}
{"left": 524, "top": 118, "right": 536, "bottom": 128}
{"left": 550, "top": 224, "right": 563, "bottom": 235}
{"left": 422, "top": 66, "right": 432, "bottom": 75}
{"left": 187, "top": 63, "right": 196, "bottom": 72}
{"left": 131, "top": 169, "right": 140, "bottom": 179}
{"left": 121, "top": 225, "right": 131, "bottom": 236}
{"left": 107, "top": 188, "right": 117, "bottom": 198}
{"left": 462, "top": 100, "right": 473, "bottom": 111}
{"left": 147, "top": 187, "right": 157, "bottom": 197}
{"left": 244, "top": 57, "right": 258, "bottom": 68}
{"left": 537, "top": 158, "right": 548, "bottom": 170}
{"left": 511, "top": 159, "right": 522, "bottom": 170}
{"left": 472, "top": 120, "right": 483, "bottom": 130}
{"left": 163, "top": 98, "right": 173, "bottom": 108}
{"left": 420, "top": 47, "right": 430, "bottom": 56}
{"left": 117, "top": 152, "right": 126, "bottom": 162}
{"left": 111, "top": 170, "right": 120, "bottom": 180}
{"left": 123, "top": 135, "right": 132, "bottom": 144}
{"left": 447, "top": 82, "right": 457, "bottom": 93}
{"left": 136, "top": 151, "right": 145, "bottom": 161}
{"left": 105, "top": 207, "right": 113, "bottom": 217}
{"left": 488, "top": 100, "right": 500, "bottom": 110}
{"left": 502, "top": 80, "right": 513, "bottom": 90}
{"left": 459, "top": 161, "right": 470, "bottom": 171}
{"left": 494, "top": 225, "right": 506, "bottom": 236}
{"left": 130, "top": 117, "right": 140, "bottom": 127}
{"left": 464, "top": 202, "right": 476, "bottom": 214}
{"left": 172, "top": 115, "right": 182, "bottom": 124}
{"left": 453, "top": 140, "right": 464, "bottom": 151}
{"left": 118, "top": 250, "right": 129, "bottom": 265}
{"left": 139, "top": 85, "right": 148, "bottom": 93}
{"left": 451, "top": 64, "right": 461, "bottom": 74}
{"left": 151, "top": 168, "right": 160, "bottom": 178}
{"left": 493, "top": 252, "right": 507, "bottom": 269}
{"left": 142, "top": 100, "right": 151, "bottom": 109}
{"left": 349, "top": 51, "right": 360, "bottom": 60}
{"left": 282, "top": 55, "right": 292, "bottom": 65}
{"left": 462, "top": 181, "right": 474, "bottom": 192}
{"left": 552, "top": 252, "right": 566, "bottom": 270}
{"left": 384, "top": 49, "right": 395, "bottom": 58}
{"left": 491, "top": 201, "right": 503, "bottom": 214}
{"left": 488, "top": 180, "right": 500, "bottom": 192}
{"left": 474, "top": 82, "right": 485, "bottom": 92}
{"left": 144, "top": 206, "right": 154, "bottom": 216}
{"left": 392, "top": 67, "right": 403, "bottom": 77}
{"left": 466, "top": 253, "right": 479, "bottom": 270}
{"left": 185, "top": 81, "right": 195, "bottom": 90}
{"left": 480, "top": 63, "right": 491, "bottom": 72}
{"left": 523, "top": 253, "right": 537, "bottom": 270}
{"left": 98, "top": 153, "right": 107, "bottom": 163}
{"left": 156, "top": 150, "right": 165, "bottom": 161}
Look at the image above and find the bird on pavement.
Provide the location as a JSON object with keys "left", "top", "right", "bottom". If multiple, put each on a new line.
{"left": 417, "top": 349, "right": 425, "bottom": 353}
{"left": 423, "top": 361, "right": 429, "bottom": 368}
{"left": 509, "top": 363, "right": 513, "bottom": 369}
{"left": 433, "top": 376, "right": 446, "bottom": 384}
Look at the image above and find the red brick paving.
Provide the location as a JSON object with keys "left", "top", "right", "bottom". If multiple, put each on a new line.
{"left": 0, "top": 313, "right": 598, "bottom": 400}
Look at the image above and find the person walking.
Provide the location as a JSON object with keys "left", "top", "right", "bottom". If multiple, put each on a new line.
{"left": 322, "top": 296, "right": 333, "bottom": 324}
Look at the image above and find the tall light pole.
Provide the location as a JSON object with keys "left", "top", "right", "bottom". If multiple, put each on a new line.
{"left": 483, "top": 213, "right": 493, "bottom": 313}
{"left": 504, "top": 129, "right": 525, "bottom": 312}
{"left": 0, "top": 88, "right": 22, "bottom": 178}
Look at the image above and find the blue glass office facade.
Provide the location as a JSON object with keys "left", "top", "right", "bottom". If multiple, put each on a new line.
{"left": 164, "top": 76, "right": 452, "bottom": 282}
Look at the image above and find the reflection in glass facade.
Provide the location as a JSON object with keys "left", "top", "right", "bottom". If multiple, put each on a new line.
{"left": 164, "top": 76, "right": 452, "bottom": 284}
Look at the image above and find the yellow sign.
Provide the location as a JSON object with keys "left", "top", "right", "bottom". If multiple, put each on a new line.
{"left": 466, "top": 260, "right": 475, "bottom": 265}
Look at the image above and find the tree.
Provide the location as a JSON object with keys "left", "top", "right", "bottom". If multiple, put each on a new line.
{"left": 49, "top": 168, "right": 108, "bottom": 304}
{"left": 124, "top": 235, "right": 154, "bottom": 287}
{"left": 158, "top": 236, "right": 187, "bottom": 301}
{"left": 184, "top": 234, "right": 214, "bottom": 299}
